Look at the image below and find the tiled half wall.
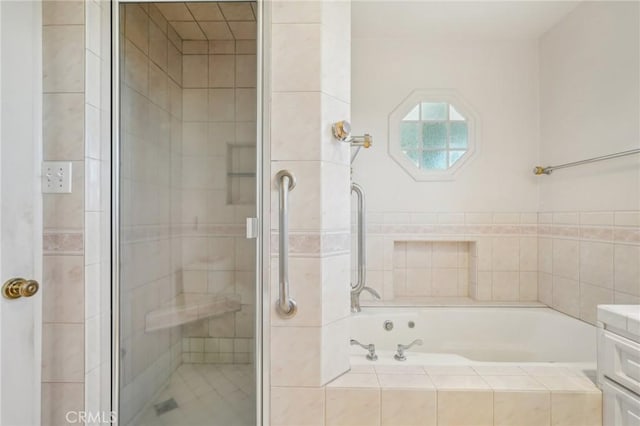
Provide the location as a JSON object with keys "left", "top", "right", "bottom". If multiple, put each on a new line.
{"left": 360, "top": 211, "right": 640, "bottom": 325}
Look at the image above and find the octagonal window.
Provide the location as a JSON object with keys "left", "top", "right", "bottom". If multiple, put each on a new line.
{"left": 389, "top": 91, "right": 478, "bottom": 181}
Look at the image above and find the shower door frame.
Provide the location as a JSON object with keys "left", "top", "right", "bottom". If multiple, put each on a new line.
{"left": 110, "top": 1, "right": 270, "bottom": 424}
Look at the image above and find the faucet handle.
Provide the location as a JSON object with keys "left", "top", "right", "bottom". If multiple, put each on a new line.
{"left": 350, "top": 339, "right": 378, "bottom": 361}
{"left": 398, "top": 339, "right": 423, "bottom": 350}
{"left": 362, "top": 286, "right": 381, "bottom": 300}
{"left": 394, "top": 339, "right": 423, "bottom": 361}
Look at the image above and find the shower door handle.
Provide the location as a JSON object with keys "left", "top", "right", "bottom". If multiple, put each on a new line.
{"left": 276, "top": 170, "right": 297, "bottom": 318}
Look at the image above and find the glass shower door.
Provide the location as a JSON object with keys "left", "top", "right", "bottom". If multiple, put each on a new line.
{"left": 116, "top": 2, "right": 259, "bottom": 425}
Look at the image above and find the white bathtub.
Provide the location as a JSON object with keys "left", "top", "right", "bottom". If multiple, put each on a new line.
{"left": 350, "top": 307, "right": 597, "bottom": 367}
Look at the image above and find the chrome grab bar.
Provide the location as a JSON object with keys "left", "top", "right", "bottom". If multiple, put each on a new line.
{"left": 351, "top": 182, "right": 366, "bottom": 295}
{"left": 276, "top": 170, "right": 297, "bottom": 318}
{"left": 351, "top": 182, "right": 380, "bottom": 312}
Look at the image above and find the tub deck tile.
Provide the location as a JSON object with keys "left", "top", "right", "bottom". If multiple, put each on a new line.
{"left": 472, "top": 365, "right": 527, "bottom": 376}
{"left": 375, "top": 365, "right": 425, "bottom": 375}
{"left": 327, "top": 372, "right": 379, "bottom": 389}
{"left": 429, "top": 374, "right": 491, "bottom": 390}
{"left": 535, "top": 375, "right": 599, "bottom": 392}
{"left": 377, "top": 373, "right": 434, "bottom": 389}
{"left": 325, "top": 363, "right": 602, "bottom": 426}
{"left": 482, "top": 375, "right": 548, "bottom": 391}
{"left": 423, "top": 365, "right": 477, "bottom": 376}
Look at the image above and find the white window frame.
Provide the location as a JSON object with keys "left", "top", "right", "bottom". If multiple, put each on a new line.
{"left": 388, "top": 89, "right": 480, "bottom": 181}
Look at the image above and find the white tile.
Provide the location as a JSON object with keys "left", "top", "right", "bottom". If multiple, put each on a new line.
{"left": 580, "top": 241, "right": 614, "bottom": 288}
{"left": 272, "top": 24, "right": 321, "bottom": 92}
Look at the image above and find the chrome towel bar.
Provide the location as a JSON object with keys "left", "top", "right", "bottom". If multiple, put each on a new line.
{"left": 276, "top": 170, "right": 297, "bottom": 318}
{"left": 534, "top": 148, "right": 640, "bottom": 175}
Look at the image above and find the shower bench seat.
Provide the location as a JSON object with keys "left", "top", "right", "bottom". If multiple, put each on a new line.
{"left": 144, "top": 293, "right": 241, "bottom": 332}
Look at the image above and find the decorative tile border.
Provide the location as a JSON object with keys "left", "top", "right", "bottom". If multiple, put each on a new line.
{"left": 120, "top": 223, "right": 247, "bottom": 243}
{"left": 270, "top": 231, "right": 351, "bottom": 257}
{"left": 368, "top": 224, "right": 538, "bottom": 237}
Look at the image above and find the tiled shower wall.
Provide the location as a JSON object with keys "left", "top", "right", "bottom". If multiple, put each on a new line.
{"left": 178, "top": 35, "right": 257, "bottom": 363}
{"left": 118, "top": 4, "right": 183, "bottom": 424}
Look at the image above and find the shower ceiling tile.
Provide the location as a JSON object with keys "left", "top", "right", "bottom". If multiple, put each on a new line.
{"left": 170, "top": 21, "right": 206, "bottom": 40}
{"left": 229, "top": 22, "right": 257, "bottom": 40}
{"left": 156, "top": 3, "right": 193, "bottom": 21}
{"left": 219, "top": 2, "right": 255, "bottom": 21}
{"left": 187, "top": 3, "right": 225, "bottom": 21}
{"left": 200, "top": 21, "right": 234, "bottom": 40}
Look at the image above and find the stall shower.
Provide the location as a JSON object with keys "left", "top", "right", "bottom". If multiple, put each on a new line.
{"left": 117, "top": 2, "right": 258, "bottom": 425}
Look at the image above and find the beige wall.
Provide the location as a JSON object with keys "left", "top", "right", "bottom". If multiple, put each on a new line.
{"left": 537, "top": 2, "right": 640, "bottom": 323}
{"left": 539, "top": 1, "right": 639, "bottom": 212}
{"left": 351, "top": 38, "right": 540, "bottom": 213}
{"left": 350, "top": 32, "right": 542, "bottom": 303}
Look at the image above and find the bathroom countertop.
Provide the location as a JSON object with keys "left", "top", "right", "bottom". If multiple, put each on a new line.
{"left": 597, "top": 304, "right": 640, "bottom": 338}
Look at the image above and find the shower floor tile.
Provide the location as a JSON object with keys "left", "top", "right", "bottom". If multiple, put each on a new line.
{"left": 134, "top": 364, "right": 256, "bottom": 426}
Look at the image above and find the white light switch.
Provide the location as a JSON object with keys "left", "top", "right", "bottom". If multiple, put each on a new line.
{"left": 42, "top": 161, "right": 72, "bottom": 193}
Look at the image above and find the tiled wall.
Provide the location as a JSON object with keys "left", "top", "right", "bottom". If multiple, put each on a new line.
{"left": 41, "top": 0, "right": 87, "bottom": 423}
{"left": 178, "top": 34, "right": 257, "bottom": 360}
{"left": 268, "top": 0, "right": 353, "bottom": 421}
{"left": 84, "top": 0, "right": 112, "bottom": 424}
{"left": 118, "top": 4, "right": 183, "bottom": 424}
{"left": 393, "top": 241, "right": 471, "bottom": 297}
{"left": 538, "top": 211, "right": 640, "bottom": 325}
{"left": 42, "top": 0, "right": 111, "bottom": 424}
{"left": 361, "top": 212, "right": 539, "bottom": 303}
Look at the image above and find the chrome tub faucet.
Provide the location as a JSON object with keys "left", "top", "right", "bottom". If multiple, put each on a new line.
{"left": 350, "top": 339, "right": 378, "bottom": 361}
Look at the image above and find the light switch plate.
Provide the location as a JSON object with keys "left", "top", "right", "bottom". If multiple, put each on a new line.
{"left": 42, "top": 161, "right": 72, "bottom": 193}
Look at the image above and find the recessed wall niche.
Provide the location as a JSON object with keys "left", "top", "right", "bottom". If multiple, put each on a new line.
{"left": 393, "top": 241, "right": 474, "bottom": 297}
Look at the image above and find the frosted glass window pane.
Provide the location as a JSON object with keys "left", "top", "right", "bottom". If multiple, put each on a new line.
{"left": 449, "top": 150, "right": 465, "bottom": 166}
{"left": 403, "top": 150, "right": 420, "bottom": 167}
{"left": 422, "top": 122, "right": 447, "bottom": 148}
{"left": 420, "top": 102, "right": 447, "bottom": 120}
{"left": 403, "top": 104, "right": 420, "bottom": 121}
{"left": 421, "top": 151, "right": 447, "bottom": 169}
{"left": 450, "top": 122, "right": 468, "bottom": 148}
{"left": 400, "top": 122, "right": 421, "bottom": 149}
{"left": 396, "top": 101, "right": 473, "bottom": 173}
{"left": 449, "top": 105, "right": 465, "bottom": 121}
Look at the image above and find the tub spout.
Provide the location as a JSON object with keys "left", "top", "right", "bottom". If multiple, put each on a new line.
{"left": 351, "top": 286, "right": 381, "bottom": 313}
